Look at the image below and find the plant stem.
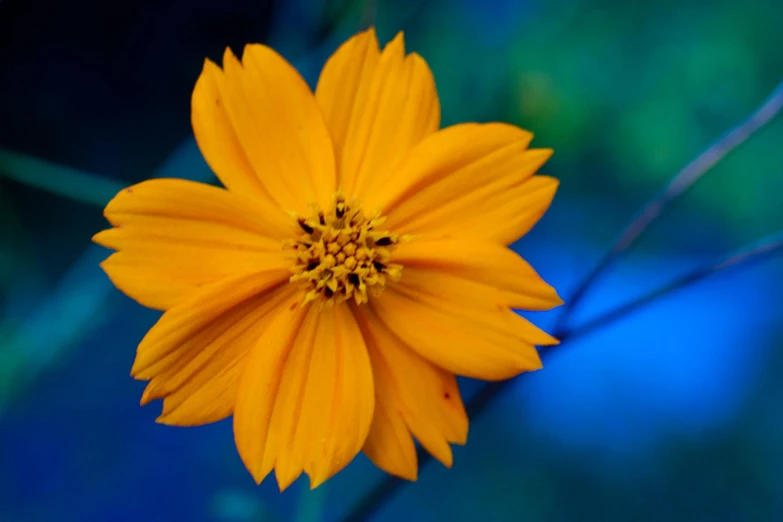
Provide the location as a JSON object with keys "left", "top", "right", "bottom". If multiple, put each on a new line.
{"left": 553, "top": 79, "right": 783, "bottom": 334}
{"left": 0, "top": 148, "right": 124, "bottom": 207}
{"left": 557, "top": 230, "right": 783, "bottom": 342}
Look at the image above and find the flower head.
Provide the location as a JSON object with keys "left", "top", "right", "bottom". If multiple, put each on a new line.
{"left": 94, "top": 28, "right": 562, "bottom": 490}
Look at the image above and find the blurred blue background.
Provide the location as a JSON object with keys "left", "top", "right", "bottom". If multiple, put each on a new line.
{"left": 1, "top": 0, "right": 783, "bottom": 520}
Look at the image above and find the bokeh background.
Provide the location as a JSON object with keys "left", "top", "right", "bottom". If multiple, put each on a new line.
{"left": 2, "top": 0, "right": 783, "bottom": 520}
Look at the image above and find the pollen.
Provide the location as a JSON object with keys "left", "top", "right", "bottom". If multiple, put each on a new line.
{"left": 286, "top": 193, "right": 404, "bottom": 306}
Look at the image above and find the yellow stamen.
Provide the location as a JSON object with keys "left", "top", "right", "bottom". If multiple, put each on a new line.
{"left": 287, "top": 193, "right": 403, "bottom": 306}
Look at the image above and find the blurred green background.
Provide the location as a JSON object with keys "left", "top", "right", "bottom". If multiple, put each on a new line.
{"left": 1, "top": 0, "right": 782, "bottom": 520}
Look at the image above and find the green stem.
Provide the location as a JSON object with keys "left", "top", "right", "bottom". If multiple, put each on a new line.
{"left": 0, "top": 148, "right": 124, "bottom": 207}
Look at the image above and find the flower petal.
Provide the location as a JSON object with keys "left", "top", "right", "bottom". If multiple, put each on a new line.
{"left": 370, "top": 285, "right": 543, "bottom": 381}
{"left": 233, "top": 299, "right": 309, "bottom": 486}
{"left": 130, "top": 270, "right": 291, "bottom": 380}
{"left": 393, "top": 236, "right": 562, "bottom": 311}
{"left": 394, "top": 268, "right": 559, "bottom": 347}
{"left": 361, "top": 395, "right": 418, "bottom": 481}
{"left": 192, "top": 59, "right": 280, "bottom": 216}
{"left": 93, "top": 179, "right": 291, "bottom": 310}
{"left": 138, "top": 284, "right": 297, "bottom": 427}
{"left": 300, "top": 305, "right": 375, "bottom": 488}
{"left": 262, "top": 304, "right": 322, "bottom": 490}
{"left": 155, "top": 359, "right": 240, "bottom": 426}
{"left": 357, "top": 305, "right": 468, "bottom": 473}
{"left": 456, "top": 176, "right": 559, "bottom": 245}
{"left": 323, "top": 31, "right": 440, "bottom": 198}
{"left": 314, "top": 28, "right": 380, "bottom": 180}
{"left": 365, "top": 123, "right": 554, "bottom": 245}
{"left": 234, "top": 304, "right": 375, "bottom": 490}
{"left": 99, "top": 178, "right": 291, "bottom": 238}
{"left": 216, "top": 45, "right": 336, "bottom": 211}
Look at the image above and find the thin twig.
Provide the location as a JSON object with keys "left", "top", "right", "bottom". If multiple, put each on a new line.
{"left": 343, "top": 230, "right": 783, "bottom": 522}
{"left": 553, "top": 79, "right": 783, "bottom": 334}
{"left": 558, "top": 230, "right": 783, "bottom": 342}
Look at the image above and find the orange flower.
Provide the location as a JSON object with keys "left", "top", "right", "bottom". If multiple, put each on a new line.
{"left": 93, "top": 28, "right": 561, "bottom": 490}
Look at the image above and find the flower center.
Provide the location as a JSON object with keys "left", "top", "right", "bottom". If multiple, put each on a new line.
{"left": 286, "top": 193, "right": 403, "bottom": 306}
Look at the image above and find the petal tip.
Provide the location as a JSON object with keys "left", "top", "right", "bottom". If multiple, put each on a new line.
{"left": 534, "top": 147, "right": 555, "bottom": 161}
{"left": 241, "top": 42, "right": 262, "bottom": 61}
{"left": 130, "top": 358, "right": 149, "bottom": 380}
{"left": 437, "top": 450, "right": 454, "bottom": 469}
{"left": 139, "top": 385, "right": 157, "bottom": 406}
{"left": 536, "top": 174, "right": 560, "bottom": 191}
{"left": 222, "top": 46, "right": 239, "bottom": 68}
{"left": 358, "top": 26, "right": 381, "bottom": 54}
{"left": 240, "top": 455, "right": 269, "bottom": 486}
{"left": 396, "top": 467, "right": 418, "bottom": 482}
{"left": 384, "top": 31, "right": 406, "bottom": 54}
{"left": 201, "top": 57, "right": 219, "bottom": 73}
{"left": 276, "top": 468, "right": 303, "bottom": 492}
{"left": 92, "top": 230, "right": 111, "bottom": 248}
{"left": 360, "top": 26, "right": 378, "bottom": 38}
{"left": 537, "top": 290, "right": 565, "bottom": 312}
{"left": 530, "top": 357, "right": 544, "bottom": 371}
{"left": 307, "top": 473, "right": 328, "bottom": 491}
{"left": 154, "top": 412, "right": 186, "bottom": 427}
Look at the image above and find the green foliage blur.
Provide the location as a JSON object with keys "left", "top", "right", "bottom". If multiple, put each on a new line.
{"left": 383, "top": 0, "right": 783, "bottom": 245}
